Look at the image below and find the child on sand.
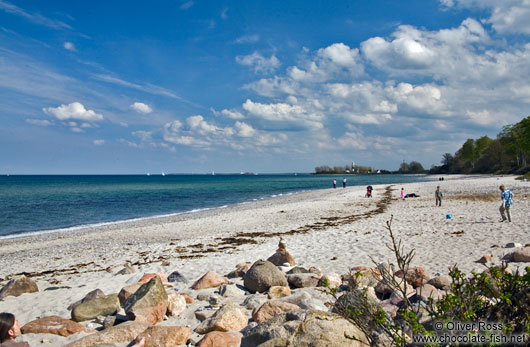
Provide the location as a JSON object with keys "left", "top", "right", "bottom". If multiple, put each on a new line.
{"left": 0, "top": 313, "right": 29, "bottom": 347}
{"left": 435, "top": 186, "right": 443, "bottom": 206}
{"left": 400, "top": 187, "right": 405, "bottom": 200}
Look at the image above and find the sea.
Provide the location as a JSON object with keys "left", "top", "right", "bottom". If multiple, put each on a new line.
{"left": 0, "top": 174, "right": 436, "bottom": 238}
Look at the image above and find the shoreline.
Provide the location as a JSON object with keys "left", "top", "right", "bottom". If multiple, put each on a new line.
{"left": 0, "top": 173, "right": 441, "bottom": 240}
{"left": 1, "top": 175, "right": 529, "bottom": 345}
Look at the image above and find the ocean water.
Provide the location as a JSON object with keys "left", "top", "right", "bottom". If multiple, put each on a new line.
{"left": 0, "top": 174, "right": 436, "bottom": 238}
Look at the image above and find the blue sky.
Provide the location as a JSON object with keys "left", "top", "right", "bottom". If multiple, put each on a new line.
{"left": 1, "top": 0, "right": 529, "bottom": 174}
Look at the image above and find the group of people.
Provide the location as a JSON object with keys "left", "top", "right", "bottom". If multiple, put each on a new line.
{"left": 332, "top": 178, "right": 348, "bottom": 189}
{"left": 399, "top": 184, "right": 514, "bottom": 222}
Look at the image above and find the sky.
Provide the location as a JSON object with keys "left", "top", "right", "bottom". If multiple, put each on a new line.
{"left": 1, "top": 0, "right": 530, "bottom": 174}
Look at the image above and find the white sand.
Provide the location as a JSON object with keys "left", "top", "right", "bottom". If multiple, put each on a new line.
{"left": 1, "top": 175, "right": 528, "bottom": 345}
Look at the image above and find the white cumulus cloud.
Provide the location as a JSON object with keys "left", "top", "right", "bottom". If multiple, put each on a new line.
{"left": 93, "top": 139, "right": 105, "bottom": 145}
{"left": 43, "top": 102, "right": 104, "bottom": 122}
{"left": 130, "top": 102, "right": 153, "bottom": 114}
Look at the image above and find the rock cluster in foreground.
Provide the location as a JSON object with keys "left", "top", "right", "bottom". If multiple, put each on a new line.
{"left": 2, "top": 241, "right": 529, "bottom": 346}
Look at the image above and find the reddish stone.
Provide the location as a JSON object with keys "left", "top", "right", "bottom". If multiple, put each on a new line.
{"left": 21, "top": 316, "right": 95, "bottom": 337}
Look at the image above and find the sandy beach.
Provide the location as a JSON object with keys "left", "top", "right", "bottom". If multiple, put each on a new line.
{"left": 1, "top": 175, "right": 529, "bottom": 345}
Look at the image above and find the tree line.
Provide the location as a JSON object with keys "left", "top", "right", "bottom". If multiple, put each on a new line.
{"left": 315, "top": 116, "right": 529, "bottom": 175}
{"left": 430, "top": 115, "right": 530, "bottom": 174}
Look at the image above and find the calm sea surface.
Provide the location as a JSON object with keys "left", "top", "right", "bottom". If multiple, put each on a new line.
{"left": 0, "top": 174, "right": 436, "bottom": 237}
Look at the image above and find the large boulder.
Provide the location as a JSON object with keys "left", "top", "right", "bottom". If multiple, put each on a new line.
{"left": 64, "top": 321, "right": 149, "bottom": 347}
{"left": 71, "top": 294, "right": 121, "bottom": 322}
{"left": 332, "top": 289, "right": 381, "bottom": 317}
{"left": 118, "top": 282, "right": 143, "bottom": 306}
{"left": 241, "top": 310, "right": 368, "bottom": 347}
{"left": 68, "top": 289, "right": 106, "bottom": 311}
{"left": 243, "top": 261, "right": 288, "bottom": 293}
{"left": 21, "top": 316, "right": 95, "bottom": 337}
{"left": 123, "top": 276, "right": 169, "bottom": 325}
{"left": 192, "top": 271, "right": 228, "bottom": 290}
{"left": 198, "top": 331, "right": 242, "bottom": 347}
{"left": 135, "top": 325, "right": 192, "bottom": 346}
{"left": 252, "top": 300, "right": 300, "bottom": 323}
{"left": 195, "top": 303, "right": 249, "bottom": 334}
{"left": 0, "top": 275, "right": 38, "bottom": 299}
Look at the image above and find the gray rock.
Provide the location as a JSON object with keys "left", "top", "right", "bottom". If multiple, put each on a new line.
{"left": 286, "top": 266, "right": 309, "bottom": 275}
{"left": 115, "top": 264, "right": 137, "bottom": 276}
{"left": 219, "top": 283, "right": 247, "bottom": 297}
{"left": 68, "top": 289, "right": 105, "bottom": 311}
{"left": 167, "top": 270, "right": 188, "bottom": 283}
{"left": 243, "top": 260, "right": 288, "bottom": 293}
{"left": 71, "top": 294, "right": 121, "bottom": 322}
{"left": 0, "top": 275, "right": 38, "bottom": 299}
{"left": 427, "top": 275, "right": 451, "bottom": 291}
{"left": 287, "top": 273, "right": 320, "bottom": 288}
{"left": 242, "top": 294, "right": 268, "bottom": 310}
{"left": 241, "top": 310, "right": 368, "bottom": 347}
{"left": 512, "top": 247, "right": 530, "bottom": 262}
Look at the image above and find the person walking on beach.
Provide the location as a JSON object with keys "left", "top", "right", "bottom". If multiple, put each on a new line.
{"left": 499, "top": 185, "right": 513, "bottom": 222}
{"left": 435, "top": 186, "right": 443, "bottom": 206}
{"left": 400, "top": 187, "right": 405, "bottom": 200}
{"left": 342, "top": 178, "right": 347, "bottom": 188}
{"left": 332, "top": 179, "right": 336, "bottom": 189}
{"left": 0, "top": 313, "right": 29, "bottom": 346}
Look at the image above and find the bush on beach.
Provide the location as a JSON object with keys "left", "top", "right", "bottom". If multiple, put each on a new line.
{"left": 324, "top": 216, "right": 530, "bottom": 346}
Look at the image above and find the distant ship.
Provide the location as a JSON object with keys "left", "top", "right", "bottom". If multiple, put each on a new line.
{"left": 161, "top": 171, "right": 165, "bottom": 176}
{"left": 146, "top": 172, "right": 151, "bottom": 176}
